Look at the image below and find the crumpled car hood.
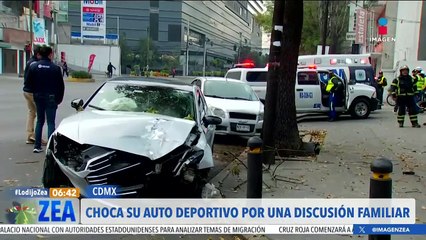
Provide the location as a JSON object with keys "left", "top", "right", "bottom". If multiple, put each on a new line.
{"left": 55, "top": 110, "right": 196, "bottom": 160}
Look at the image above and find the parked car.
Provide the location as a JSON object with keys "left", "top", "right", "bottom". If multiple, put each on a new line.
{"left": 42, "top": 78, "right": 222, "bottom": 197}
{"left": 191, "top": 77, "right": 264, "bottom": 136}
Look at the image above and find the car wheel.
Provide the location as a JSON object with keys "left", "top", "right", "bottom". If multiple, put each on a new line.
{"left": 42, "top": 150, "right": 71, "bottom": 188}
{"left": 350, "top": 98, "right": 371, "bottom": 119}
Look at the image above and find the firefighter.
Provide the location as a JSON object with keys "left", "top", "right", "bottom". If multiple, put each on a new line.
{"left": 325, "top": 70, "right": 344, "bottom": 122}
{"left": 390, "top": 65, "right": 421, "bottom": 128}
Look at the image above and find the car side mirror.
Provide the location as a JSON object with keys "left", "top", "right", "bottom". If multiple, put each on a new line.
{"left": 71, "top": 98, "right": 84, "bottom": 111}
{"left": 348, "top": 79, "right": 356, "bottom": 85}
{"left": 204, "top": 115, "right": 222, "bottom": 126}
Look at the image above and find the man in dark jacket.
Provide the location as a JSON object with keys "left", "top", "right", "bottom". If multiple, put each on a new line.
{"left": 389, "top": 65, "right": 420, "bottom": 128}
{"left": 23, "top": 45, "right": 41, "bottom": 144}
{"left": 27, "top": 46, "right": 65, "bottom": 153}
{"left": 107, "top": 62, "right": 116, "bottom": 77}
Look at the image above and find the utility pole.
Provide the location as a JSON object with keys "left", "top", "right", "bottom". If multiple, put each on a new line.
{"left": 321, "top": 0, "right": 329, "bottom": 55}
{"left": 29, "top": 0, "right": 33, "bottom": 49}
{"left": 146, "top": 27, "right": 150, "bottom": 71}
{"left": 185, "top": 20, "right": 190, "bottom": 76}
{"left": 238, "top": 32, "right": 242, "bottom": 63}
{"left": 117, "top": 16, "right": 120, "bottom": 41}
{"left": 202, "top": 37, "right": 209, "bottom": 77}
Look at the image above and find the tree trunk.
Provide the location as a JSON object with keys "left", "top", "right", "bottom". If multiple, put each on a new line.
{"left": 262, "top": 0, "right": 304, "bottom": 164}
{"left": 262, "top": 0, "right": 284, "bottom": 164}
{"left": 274, "top": 0, "right": 304, "bottom": 152}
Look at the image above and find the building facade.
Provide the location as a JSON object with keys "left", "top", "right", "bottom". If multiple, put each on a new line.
{"left": 0, "top": 0, "right": 60, "bottom": 75}
{"left": 67, "top": 0, "right": 264, "bottom": 74}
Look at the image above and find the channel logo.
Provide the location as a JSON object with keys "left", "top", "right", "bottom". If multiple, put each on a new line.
{"left": 5, "top": 199, "right": 80, "bottom": 224}
{"left": 378, "top": 17, "right": 388, "bottom": 35}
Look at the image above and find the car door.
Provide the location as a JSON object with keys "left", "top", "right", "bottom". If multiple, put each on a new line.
{"left": 295, "top": 70, "right": 322, "bottom": 111}
{"left": 196, "top": 88, "right": 215, "bottom": 147}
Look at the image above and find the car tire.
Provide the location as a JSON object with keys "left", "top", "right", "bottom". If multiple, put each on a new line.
{"left": 350, "top": 98, "right": 371, "bottom": 119}
{"left": 42, "top": 150, "right": 71, "bottom": 188}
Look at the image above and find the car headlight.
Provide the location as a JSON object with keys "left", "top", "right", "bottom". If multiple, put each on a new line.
{"left": 258, "top": 112, "right": 264, "bottom": 121}
{"left": 211, "top": 107, "right": 226, "bottom": 118}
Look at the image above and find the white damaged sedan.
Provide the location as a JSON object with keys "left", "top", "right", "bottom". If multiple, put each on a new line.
{"left": 191, "top": 77, "right": 264, "bottom": 136}
{"left": 42, "top": 78, "right": 222, "bottom": 198}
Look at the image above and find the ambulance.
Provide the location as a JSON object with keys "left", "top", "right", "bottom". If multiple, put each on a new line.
{"left": 224, "top": 62, "right": 378, "bottom": 119}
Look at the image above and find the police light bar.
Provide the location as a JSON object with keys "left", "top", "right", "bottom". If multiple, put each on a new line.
{"left": 233, "top": 62, "right": 255, "bottom": 68}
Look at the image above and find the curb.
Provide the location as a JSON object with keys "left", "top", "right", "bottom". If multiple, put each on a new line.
{"left": 66, "top": 78, "right": 95, "bottom": 83}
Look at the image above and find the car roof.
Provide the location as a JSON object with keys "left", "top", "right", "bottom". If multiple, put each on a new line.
{"left": 227, "top": 67, "right": 267, "bottom": 72}
{"left": 107, "top": 77, "right": 194, "bottom": 92}
{"left": 197, "top": 77, "right": 243, "bottom": 83}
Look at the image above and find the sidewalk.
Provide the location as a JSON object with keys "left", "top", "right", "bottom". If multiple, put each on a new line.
{"left": 209, "top": 108, "right": 426, "bottom": 240}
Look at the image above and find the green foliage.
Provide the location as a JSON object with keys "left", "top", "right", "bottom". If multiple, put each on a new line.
{"left": 71, "top": 71, "right": 92, "bottom": 79}
{"left": 255, "top": 0, "right": 349, "bottom": 54}
{"left": 210, "top": 58, "right": 225, "bottom": 68}
{"left": 254, "top": 1, "right": 274, "bottom": 33}
{"left": 138, "top": 38, "right": 158, "bottom": 67}
{"left": 120, "top": 33, "right": 133, "bottom": 68}
{"left": 160, "top": 54, "right": 179, "bottom": 72}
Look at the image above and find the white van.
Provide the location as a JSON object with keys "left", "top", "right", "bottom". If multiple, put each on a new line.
{"left": 224, "top": 66, "right": 378, "bottom": 119}
{"left": 225, "top": 66, "right": 268, "bottom": 100}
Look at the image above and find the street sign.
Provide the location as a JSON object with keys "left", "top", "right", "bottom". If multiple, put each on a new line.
{"left": 346, "top": 32, "right": 356, "bottom": 41}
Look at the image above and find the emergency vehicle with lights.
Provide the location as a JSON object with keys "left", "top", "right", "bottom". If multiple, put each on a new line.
{"left": 225, "top": 61, "right": 378, "bottom": 119}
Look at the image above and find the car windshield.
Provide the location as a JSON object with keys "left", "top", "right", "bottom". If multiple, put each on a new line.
{"left": 87, "top": 82, "right": 196, "bottom": 121}
{"left": 203, "top": 80, "right": 258, "bottom": 101}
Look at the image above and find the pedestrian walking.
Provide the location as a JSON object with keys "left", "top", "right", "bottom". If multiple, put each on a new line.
{"left": 376, "top": 70, "right": 387, "bottom": 109}
{"left": 62, "top": 61, "right": 69, "bottom": 77}
{"left": 23, "top": 45, "right": 42, "bottom": 145}
{"left": 26, "top": 46, "right": 65, "bottom": 153}
{"left": 325, "top": 70, "right": 344, "bottom": 122}
{"left": 172, "top": 68, "right": 176, "bottom": 78}
{"left": 107, "top": 62, "right": 116, "bottom": 78}
{"left": 389, "top": 65, "right": 421, "bottom": 128}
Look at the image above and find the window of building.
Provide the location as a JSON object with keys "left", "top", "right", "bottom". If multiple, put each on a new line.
{"left": 150, "top": 13, "right": 159, "bottom": 41}
{"left": 168, "top": 25, "right": 181, "bottom": 42}
{"left": 150, "top": 1, "right": 159, "bottom": 8}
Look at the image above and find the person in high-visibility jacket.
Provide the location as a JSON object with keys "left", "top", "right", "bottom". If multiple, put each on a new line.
{"left": 376, "top": 70, "right": 387, "bottom": 109}
{"left": 414, "top": 67, "right": 425, "bottom": 113}
{"left": 325, "top": 70, "right": 344, "bottom": 121}
{"left": 389, "top": 65, "right": 421, "bottom": 128}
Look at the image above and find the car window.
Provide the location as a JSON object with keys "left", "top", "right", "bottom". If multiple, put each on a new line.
{"left": 297, "top": 71, "right": 319, "bottom": 85}
{"left": 354, "top": 69, "right": 366, "bottom": 81}
{"left": 87, "top": 82, "right": 196, "bottom": 121}
{"left": 246, "top": 71, "right": 267, "bottom": 82}
{"left": 225, "top": 71, "right": 242, "bottom": 80}
{"left": 204, "top": 81, "right": 258, "bottom": 101}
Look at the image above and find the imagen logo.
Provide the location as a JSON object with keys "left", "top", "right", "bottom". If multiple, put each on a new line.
{"left": 378, "top": 17, "right": 388, "bottom": 35}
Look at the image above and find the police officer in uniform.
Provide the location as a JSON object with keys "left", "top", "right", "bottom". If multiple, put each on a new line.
{"left": 325, "top": 70, "right": 344, "bottom": 121}
{"left": 389, "top": 65, "right": 421, "bottom": 128}
{"left": 26, "top": 46, "right": 65, "bottom": 152}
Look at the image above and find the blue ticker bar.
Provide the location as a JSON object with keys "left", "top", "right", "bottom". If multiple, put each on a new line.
{"left": 353, "top": 224, "right": 426, "bottom": 235}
